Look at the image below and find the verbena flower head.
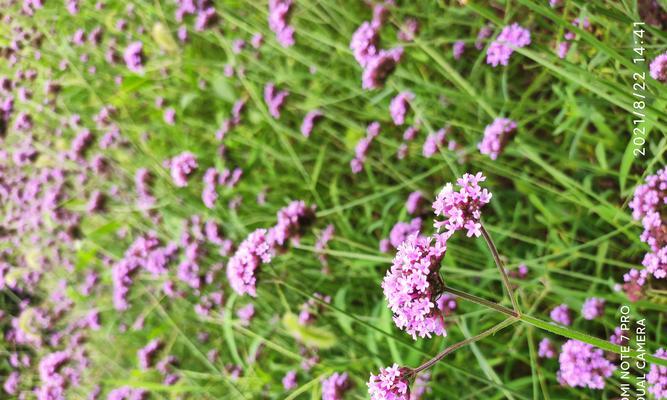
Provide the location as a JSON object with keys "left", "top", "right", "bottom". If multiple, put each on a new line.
{"left": 350, "top": 21, "right": 380, "bottom": 67}
{"left": 650, "top": 53, "right": 667, "bottom": 82}
{"left": 432, "top": 172, "right": 492, "bottom": 237}
{"left": 550, "top": 304, "right": 572, "bottom": 326}
{"left": 269, "top": 200, "right": 316, "bottom": 246}
{"left": 389, "top": 218, "right": 422, "bottom": 249}
{"left": 226, "top": 228, "right": 275, "bottom": 297}
{"left": 581, "top": 297, "right": 605, "bottom": 320}
{"left": 453, "top": 41, "right": 465, "bottom": 60}
{"left": 168, "top": 151, "right": 198, "bottom": 187}
{"left": 389, "top": 92, "right": 414, "bottom": 126}
{"left": 648, "top": 348, "right": 667, "bottom": 399}
{"left": 268, "top": 0, "right": 295, "bottom": 47}
{"left": 557, "top": 340, "right": 616, "bottom": 389}
{"left": 629, "top": 167, "right": 667, "bottom": 252}
{"left": 486, "top": 23, "right": 531, "bottom": 67}
{"left": 368, "top": 364, "right": 412, "bottom": 400}
{"left": 321, "top": 372, "right": 352, "bottom": 400}
{"left": 538, "top": 338, "right": 557, "bottom": 359}
{"left": 123, "top": 41, "right": 144, "bottom": 72}
{"left": 409, "top": 372, "right": 431, "bottom": 400}
{"left": 643, "top": 246, "right": 667, "bottom": 279}
{"left": 362, "top": 48, "right": 404, "bottom": 90}
{"left": 300, "top": 110, "right": 323, "bottom": 137}
{"left": 383, "top": 233, "right": 450, "bottom": 339}
{"left": 282, "top": 370, "right": 297, "bottom": 390}
{"left": 478, "top": 118, "right": 517, "bottom": 160}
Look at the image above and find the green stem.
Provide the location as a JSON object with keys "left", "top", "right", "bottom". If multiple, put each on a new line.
{"left": 414, "top": 318, "right": 516, "bottom": 373}
{"left": 444, "top": 285, "right": 667, "bottom": 367}
{"left": 443, "top": 286, "right": 518, "bottom": 318}
{"left": 480, "top": 224, "right": 521, "bottom": 314}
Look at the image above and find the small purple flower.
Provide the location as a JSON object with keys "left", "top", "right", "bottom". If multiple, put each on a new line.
{"left": 389, "top": 92, "right": 414, "bottom": 126}
{"left": 405, "top": 191, "right": 423, "bottom": 215}
{"left": 236, "top": 303, "right": 255, "bottom": 326}
{"left": 550, "top": 304, "right": 572, "bottom": 326}
{"left": 557, "top": 340, "right": 615, "bottom": 389}
{"left": 362, "top": 48, "right": 404, "bottom": 90}
{"left": 124, "top": 41, "right": 144, "bottom": 72}
{"left": 384, "top": 233, "right": 450, "bottom": 339}
{"left": 422, "top": 128, "right": 448, "bottom": 158}
{"left": 478, "top": 118, "right": 517, "bottom": 160}
{"left": 282, "top": 370, "right": 297, "bottom": 390}
{"left": 264, "top": 83, "right": 289, "bottom": 119}
{"left": 389, "top": 218, "right": 422, "bottom": 249}
{"left": 453, "top": 41, "right": 465, "bottom": 60}
{"left": 650, "top": 53, "right": 667, "bottom": 82}
{"left": 397, "top": 18, "right": 419, "bottom": 42}
{"left": 368, "top": 364, "right": 411, "bottom": 400}
{"left": 322, "top": 372, "right": 352, "bottom": 400}
{"left": 486, "top": 23, "right": 531, "bottom": 67}
{"left": 268, "top": 0, "right": 295, "bottom": 47}
{"left": 226, "top": 229, "right": 275, "bottom": 297}
{"left": 300, "top": 110, "right": 323, "bottom": 137}
{"left": 138, "top": 339, "right": 162, "bottom": 370}
{"left": 350, "top": 22, "right": 380, "bottom": 67}
{"left": 538, "top": 338, "right": 556, "bottom": 359}
{"left": 648, "top": 348, "right": 667, "bottom": 399}
{"left": 164, "top": 107, "right": 175, "bottom": 125}
{"left": 581, "top": 297, "right": 605, "bottom": 320}
{"left": 432, "top": 172, "right": 492, "bottom": 237}
{"left": 168, "top": 151, "right": 198, "bottom": 187}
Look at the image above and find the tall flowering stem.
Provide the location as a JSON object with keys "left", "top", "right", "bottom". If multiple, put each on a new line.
{"left": 480, "top": 224, "right": 521, "bottom": 314}
{"left": 413, "top": 317, "right": 516, "bottom": 374}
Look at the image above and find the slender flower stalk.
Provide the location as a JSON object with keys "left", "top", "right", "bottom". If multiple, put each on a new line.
{"left": 480, "top": 224, "right": 521, "bottom": 314}
{"left": 413, "top": 317, "right": 516, "bottom": 373}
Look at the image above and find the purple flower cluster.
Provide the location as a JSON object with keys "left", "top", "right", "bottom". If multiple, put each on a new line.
{"left": 268, "top": 0, "right": 295, "bottom": 47}
{"left": 432, "top": 172, "right": 492, "bottom": 237}
{"left": 486, "top": 23, "right": 531, "bottom": 67}
{"left": 351, "top": 122, "right": 381, "bottom": 173}
{"left": 627, "top": 167, "right": 667, "bottom": 298}
{"left": 397, "top": 18, "right": 420, "bottom": 42}
{"left": 478, "top": 118, "right": 517, "bottom": 160}
{"left": 301, "top": 110, "right": 323, "bottom": 137}
{"left": 138, "top": 339, "right": 163, "bottom": 370}
{"left": 650, "top": 52, "right": 667, "bottom": 82}
{"left": 409, "top": 372, "right": 430, "bottom": 400}
{"left": 264, "top": 83, "right": 289, "bottom": 119}
{"left": 167, "top": 151, "right": 198, "bottom": 187}
{"left": 648, "top": 348, "right": 667, "bottom": 399}
{"left": 202, "top": 167, "right": 242, "bottom": 208}
{"left": 270, "top": 200, "right": 316, "bottom": 246}
{"left": 226, "top": 229, "right": 274, "bottom": 297}
{"left": 107, "top": 387, "right": 147, "bottom": 400}
{"left": 389, "top": 92, "right": 414, "bottom": 126}
{"left": 549, "top": 304, "right": 572, "bottom": 326}
{"left": 405, "top": 191, "right": 424, "bottom": 215}
{"left": 581, "top": 297, "right": 605, "bottom": 320}
{"left": 282, "top": 370, "right": 297, "bottom": 390}
{"left": 368, "top": 364, "right": 411, "bottom": 400}
{"left": 388, "top": 218, "right": 422, "bottom": 249}
{"left": 315, "top": 224, "right": 335, "bottom": 270}
{"left": 422, "top": 127, "right": 449, "bottom": 158}
{"left": 321, "top": 372, "right": 352, "bottom": 400}
{"left": 557, "top": 340, "right": 616, "bottom": 389}
{"left": 349, "top": 7, "right": 404, "bottom": 89}
{"left": 538, "top": 338, "right": 557, "bottom": 359}
{"left": 383, "top": 233, "right": 449, "bottom": 339}
{"left": 453, "top": 41, "right": 465, "bottom": 60}
{"left": 123, "top": 41, "right": 144, "bottom": 72}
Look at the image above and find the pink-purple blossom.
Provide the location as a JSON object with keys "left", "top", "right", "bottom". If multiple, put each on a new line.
{"left": 581, "top": 297, "right": 605, "bottom": 320}
{"left": 650, "top": 53, "right": 667, "bottom": 82}
{"left": 123, "top": 41, "right": 144, "bottom": 72}
{"left": 226, "top": 229, "right": 275, "bottom": 297}
{"left": 550, "top": 304, "right": 572, "bottom": 326}
{"left": 167, "top": 151, "right": 198, "bottom": 187}
{"left": 389, "top": 92, "right": 414, "bottom": 126}
{"left": 478, "top": 118, "right": 517, "bottom": 160}
{"left": 368, "top": 363, "right": 411, "bottom": 400}
{"left": 322, "top": 372, "right": 351, "bottom": 400}
{"left": 557, "top": 340, "right": 616, "bottom": 389}
{"left": 538, "top": 338, "right": 557, "bottom": 359}
{"left": 383, "top": 233, "right": 450, "bottom": 339}
{"left": 268, "top": 0, "right": 295, "bottom": 47}
{"left": 486, "top": 23, "right": 531, "bottom": 67}
{"left": 648, "top": 348, "right": 667, "bottom": 399}
{"left": 432, "top": 172, "right": 492, "bottom": 237}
